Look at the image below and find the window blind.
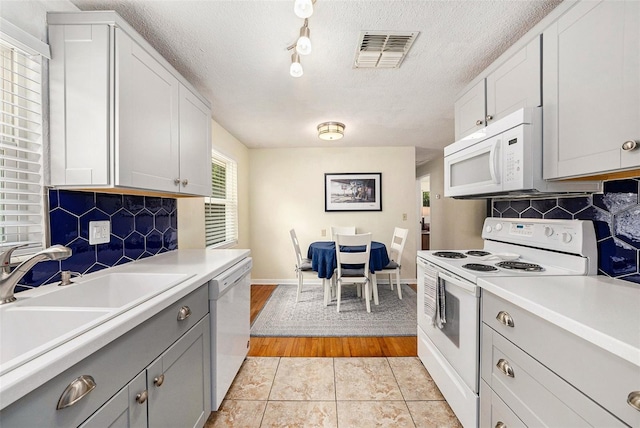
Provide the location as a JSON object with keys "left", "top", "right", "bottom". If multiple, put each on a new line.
{"left": 204, "top": 151, "right": 238, "bottom": 248}
{"left": 0, "top": 40, "right": 45, "bottom": 257}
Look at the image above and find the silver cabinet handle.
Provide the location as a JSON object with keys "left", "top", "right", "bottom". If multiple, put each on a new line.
{"left": 495, "top": 422, "right": 506, "bottom": 428}
{"left": 177, "top": 305, "right": 192, "bottom": 321}
{"left": 154, "top": 374, "right": 165, "bottom": 387}
{"left": 486, "top": 115, "right": 493, "bottom": 122}
{"left": 496, "top": 359, "right": 515, "bottom": 378}
{"left": 173, "top": 178, "right": 181, "bottom": 185}
{"left": 622, "top": 140, "right": 638, "bottom": 151}
{"left": 476, "top": 119, "right": 484, "bottom": 126}
{"left": 181, "top": 179, "right": 189, "bottom": 186}
{"left": 496, "top": 311, "right": 515, "bottom": 327}
{"left": 56, "top": 375, "right": 96, "bottom": 410}
{"left": 135, "top": 390, "right": 148, "bottom": 404}
{"left": 628, "top": 391, "right": 640, "bottom": 411}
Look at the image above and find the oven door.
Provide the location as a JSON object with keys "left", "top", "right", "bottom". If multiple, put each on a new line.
{"left": 417, "top": 258, "right": 480, "bottom": 393}
{"left": 444, "top": 134, "right": 503, "bottom": 197}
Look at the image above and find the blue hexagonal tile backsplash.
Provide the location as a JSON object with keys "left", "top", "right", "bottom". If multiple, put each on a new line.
{"left": 18, "top": 190, "right": 178, "bottom": 289}
{"left": 492, "top": 178, "right": 640, "bottom": 285}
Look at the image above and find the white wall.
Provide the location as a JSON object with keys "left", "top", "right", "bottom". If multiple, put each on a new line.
{"left": 417, "top": 156, "right": 486, "bottom": 250}
{"left": 249, "top": 146, "right": 417, "bottom": 283}
{"left": 178, "top": 119, "right": 251, "bottom": 249}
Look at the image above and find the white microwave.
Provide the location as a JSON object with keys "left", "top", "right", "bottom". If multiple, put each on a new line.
{"left": 444, "top": 108, "right": 601, "bottom": 199}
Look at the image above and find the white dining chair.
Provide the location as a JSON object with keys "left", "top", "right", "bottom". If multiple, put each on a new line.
{"left": 289, "top": 229, "right": 317, "bottom": 302}
{"left": 334, "top": 233, "right": 372, "bottom": 313}
{"left": 375, "top": 227, "right": 408, "bottom": 299}
{"left": 330, "top": 226, "right": 356, "bottom": 241}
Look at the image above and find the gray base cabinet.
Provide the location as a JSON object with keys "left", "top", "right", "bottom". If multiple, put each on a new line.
{"left": 481, "top": 291, "right": 634, "bottom": 427}
{"left": 0, "top": 285, "right": 211, "bottom": 428}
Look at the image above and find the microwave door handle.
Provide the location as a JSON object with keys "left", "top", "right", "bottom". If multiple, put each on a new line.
{"left": 489, "top": 139, "right": 500, "bottom": 184}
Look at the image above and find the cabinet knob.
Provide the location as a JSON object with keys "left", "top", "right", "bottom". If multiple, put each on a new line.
{"left": 628, "top": 391, "right": 640, "bottom": 411}
{"left": 495, "top": 422, "right": 507, "bottom": 428}
{"left": 177, "top": 305, "right": 192, "bottom": 321}
{"left": 181, "top": 179, "right": 189, "bottom": 186}
{"left": 56, "top": 375, "right": 97, "bottom": 410}
{"left": 486, "top": 115, "right": 493, "bottom": 122}
{"left": 136, "top": 390, "right": 148, "bottom": 404}
{"left": 476, "top": 119, "right": 484, "bottom": 126}
{"left": 154, "top": 374, "right": 165, "bottom": 387}
{"left": 622, "top": 140, "right": 638, "bottom": 151}
{"left": 496, "top": 358, "right": 515, "bottom": 378}
{"left": 496, "top": 311, "right": 514, "bottom": 327}
{"left": 173, "top": 178, "right": 181, "bottom": 185}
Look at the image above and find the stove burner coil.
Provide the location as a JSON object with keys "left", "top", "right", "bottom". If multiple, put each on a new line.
{"left": 496, "top": 261, "right": 544, "bottom": 272}
{"left": 462, "top": 263, "right": 498, "bottom": 272}
{"left": 433, "top": 251, "right": 467, "bottom": 259}
{"left": 466, "top": 250, "right": 491, "bottom": 257}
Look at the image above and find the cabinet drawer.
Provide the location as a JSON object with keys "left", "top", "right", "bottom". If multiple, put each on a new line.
{"left": 482, "top": 323, "right": 624, "bottom": 427}
{"left": 482, "top": 291, "right": 639, "bottom": 427}
{"left": 480, "top": 379, "right": 525, "bottom": 428}
{"left": 0, "top": 284, "right": 208, "bottom": 427}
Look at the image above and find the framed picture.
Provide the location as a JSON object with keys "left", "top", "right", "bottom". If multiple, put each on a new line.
{"left": 324, "top": 173, "right": 382, "bottom": 212}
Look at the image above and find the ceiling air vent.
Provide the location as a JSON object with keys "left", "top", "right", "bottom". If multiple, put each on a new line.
{"left": 354, "top": 31, "right": 419, "bottom": 69}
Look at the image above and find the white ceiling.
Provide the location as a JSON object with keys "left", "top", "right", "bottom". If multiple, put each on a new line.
{"left": 69, "top": 0, "right": 562, "bottom": 165}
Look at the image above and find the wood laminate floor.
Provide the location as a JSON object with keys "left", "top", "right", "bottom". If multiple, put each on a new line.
{"left": 248, "top": 285, "right": 418, "bottom": 358}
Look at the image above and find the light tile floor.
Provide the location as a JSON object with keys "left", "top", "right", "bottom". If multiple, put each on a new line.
{"left": 206, "top": 357, "right": 462, "bottom": 428}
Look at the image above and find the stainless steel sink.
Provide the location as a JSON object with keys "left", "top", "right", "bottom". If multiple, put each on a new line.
{"left": 16, "top": 273, "right": 191, "bottom": 309}
{"left": 1, "top": 272, "right": 192, "bottom": 375}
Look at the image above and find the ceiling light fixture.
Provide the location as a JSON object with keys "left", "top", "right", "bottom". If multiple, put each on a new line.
{"left": 290, "top": 52, "right": 303, "bottom": 77}
{"left": 317, "top": 122, "right": 345, "bottom": 140}
{"left": 296, "top": 19, "right": 312, "bottom": 55}
{"left": 294, "top": 0, "right": 313, "bottom": 18}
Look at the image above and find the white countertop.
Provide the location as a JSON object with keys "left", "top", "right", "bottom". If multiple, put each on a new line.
{"left": 478, "top": 275, "right": 640, "bottom": 367}
{"left": 0, "top": 248, "right": 249, "bottom": 409}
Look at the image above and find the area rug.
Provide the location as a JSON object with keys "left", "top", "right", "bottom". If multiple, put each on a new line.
{"left": 250, "top": 283, "right": 417, "bottom": 337}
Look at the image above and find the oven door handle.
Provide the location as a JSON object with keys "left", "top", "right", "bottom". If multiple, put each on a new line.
{"left": 436, "top": 270, "right": 478, "bottom": 296}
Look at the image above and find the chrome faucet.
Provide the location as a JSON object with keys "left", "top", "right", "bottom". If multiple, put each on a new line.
{"left": 0, "top": 244, "right": 72, "bottom": 305}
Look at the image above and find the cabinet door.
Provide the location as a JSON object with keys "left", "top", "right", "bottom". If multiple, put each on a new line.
{"left": 178, "top": 85, "right": 212, "bottom": 196}
{"left": 543, "top": 0, "right": 640, "bottom": 179}
{"left": 48, "top": 24, "right": 111, "bottom": 186}
{"left": 79, "top": 371, "right": 147, "bottom": 428}
{"left": 454, "top": 79, "right": 486, "bottom": 140}
{"left": 116, "top": 28, "right": 181, "bottom": 193}
{"left": 147, "top": 315, "right": 211, "bottom": 428}
{"left": 486, "top": 36, "right": 541, "bottom": 125}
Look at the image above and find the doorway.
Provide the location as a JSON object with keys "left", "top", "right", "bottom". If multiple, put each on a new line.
{"left": 418, "top": 175, "right": 430, "bottom": 250}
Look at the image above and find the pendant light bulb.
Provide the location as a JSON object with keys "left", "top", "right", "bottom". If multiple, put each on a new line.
{"left": 296, "top": 22, "right": 312, "bottom": 55}
{"left": 294, "top": 0, "right": 313, "bottom": 19}
{"left": 290, "top": 52, "right": 303, "bottom": 77}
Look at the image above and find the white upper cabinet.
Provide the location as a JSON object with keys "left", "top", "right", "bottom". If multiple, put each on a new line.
{"left": 543, "top": 0, "right": 640, "bottom": 179}
{"left": 454, "top": 36, "right": 541, "bottom": 141}
{"left": 48, "top": 12, "right": 212, "bottom": 196}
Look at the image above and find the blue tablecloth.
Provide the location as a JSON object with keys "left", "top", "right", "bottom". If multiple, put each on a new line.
{"left": 307, "top": 241, "right": 390, "bottom": 279}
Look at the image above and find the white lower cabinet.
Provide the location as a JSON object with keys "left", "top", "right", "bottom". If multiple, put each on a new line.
{"left": 0, "top": 285, "right": 211, "bottom": 428}
{"left": 480, "top": 291, "right": 633, "bottom": 427}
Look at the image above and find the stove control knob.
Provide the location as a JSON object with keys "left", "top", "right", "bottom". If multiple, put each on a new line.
{"left": 544, "top": 226, "right": 554, "bottom": 237}
{"left": 495, "top": 223, "right": 503, "bottom": 231}
{"left": 485, "top": 225, "right": 493, "bottom": 233}
{"left": 561, "top": 232, "right": 572, "bottom": 243}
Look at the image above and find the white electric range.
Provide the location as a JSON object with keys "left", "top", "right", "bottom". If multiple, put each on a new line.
{"left": 416, "top": 218, "right": 598, "bottom": 428}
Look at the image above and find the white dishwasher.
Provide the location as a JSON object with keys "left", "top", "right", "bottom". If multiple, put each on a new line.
{"left": 208, "top": 257, "right": 252, "bottom": 410}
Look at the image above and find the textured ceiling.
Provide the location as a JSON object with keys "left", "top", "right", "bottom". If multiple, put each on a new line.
{"left": 69, "top": 0, "right": 562, "bottom": 164}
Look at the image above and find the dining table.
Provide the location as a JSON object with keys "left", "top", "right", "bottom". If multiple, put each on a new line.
{"left": 307, "top": 240, "right": 390, "bottom": 280}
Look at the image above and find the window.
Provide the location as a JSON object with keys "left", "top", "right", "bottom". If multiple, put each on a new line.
{"left": 0, "top": 22, "right": 49, "bottom": 258}
{"left": 204, "top": 150, "right": 238, "bottom": 248}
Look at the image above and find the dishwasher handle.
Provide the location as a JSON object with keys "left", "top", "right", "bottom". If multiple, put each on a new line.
{"left": 209, "top": 257, "right": 252, "bottom": 299}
